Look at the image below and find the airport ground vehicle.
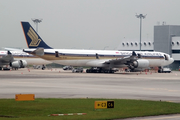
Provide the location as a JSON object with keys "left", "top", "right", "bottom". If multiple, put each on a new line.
{"left": 162, "top": 68, "right": 171, "bottom": 73}
{"left": 63, "top": 66, "right": 73, "bottom": 70}
{"left": 72, "top": 67, "right": 83, "bottom": 73}
{"left": 33, "top": 65, "right": 46, "bottom": 70}
{"left": 158, "top": 67, "right": 171, "bottom": 73}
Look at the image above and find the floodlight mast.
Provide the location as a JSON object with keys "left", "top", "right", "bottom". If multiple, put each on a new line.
{"left": 136, "top": 14, "right": 146, "bottom": 51}
{"left": 31, "top": 18, "right": 42, "bottom": 33}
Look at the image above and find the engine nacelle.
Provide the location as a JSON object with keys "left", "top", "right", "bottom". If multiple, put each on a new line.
{"left": 10, "top": 60, "right": 27, "bottom": 68}
{"left": 133, "top": 59, "right": 149, "bottom": 68}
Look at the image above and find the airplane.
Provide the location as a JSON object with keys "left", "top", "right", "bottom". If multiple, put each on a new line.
{"left": 0, "top": 48, "right": 52, "bottom": 70}
{"left": 0, "top": 51, "right": 27, "bottom": 70}
{"left": 21, "top": 21, "right": 174, "bottom": 73}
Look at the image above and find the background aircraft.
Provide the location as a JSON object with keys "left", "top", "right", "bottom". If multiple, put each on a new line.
{"left": 0, "top": 51, "right": 27, "bottom": 70}
{"left": 21, "top": 22, "right": 174, "bottom": 73}
{"left": 0, "top": 48, "right": 52, "bottom": 70}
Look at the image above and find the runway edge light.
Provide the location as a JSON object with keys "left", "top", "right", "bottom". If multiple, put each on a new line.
{"left": 15, "top": 94, "right": 35, "bottom": 101}
{"left": 94, "top": 100, "right": 114, "bottom": 109}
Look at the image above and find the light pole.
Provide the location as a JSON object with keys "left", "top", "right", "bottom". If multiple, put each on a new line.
{"left": 136, "top": 14, "right": 146, "bottom": 51}
{"left": 31, "top": 18, "right": 43, "bottom": 33}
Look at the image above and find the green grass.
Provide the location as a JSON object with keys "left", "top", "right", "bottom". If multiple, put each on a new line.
{"left": 0, "top": 98, "right": 180, "bottom": 120}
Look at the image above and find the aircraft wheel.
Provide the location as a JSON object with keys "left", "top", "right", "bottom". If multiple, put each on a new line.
{"left": 110, "top": 71, "right": 114, "bottom": 73}
{"left": 158, "top": 69, "right": 163, "bottom": 73}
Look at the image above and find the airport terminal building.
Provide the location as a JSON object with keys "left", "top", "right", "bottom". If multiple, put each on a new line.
{"left": 118, "top": 25, "right": 180, "bottom": 70}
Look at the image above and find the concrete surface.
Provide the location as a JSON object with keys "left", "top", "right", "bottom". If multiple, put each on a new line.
{"left": 1, "top": 68, "right": 180, "bottom": 120}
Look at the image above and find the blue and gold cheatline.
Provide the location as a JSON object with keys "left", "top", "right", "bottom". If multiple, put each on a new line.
{"left": 24, "top": 51, "right": 164, "bottom": 61}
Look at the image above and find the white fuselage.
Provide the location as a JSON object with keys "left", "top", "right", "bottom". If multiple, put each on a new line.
{"left": 24, "top": 49, "right": 174, "bottom": 68}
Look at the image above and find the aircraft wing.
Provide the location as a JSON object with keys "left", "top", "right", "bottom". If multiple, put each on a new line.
{"left": 103, "top": 51, "right": 138, "bottom": 65}
{"left": 0, "top": 51, "right": 14, "bottom": 63}
{"left": 3, "top": 47, "right": 22, "bottom": 51}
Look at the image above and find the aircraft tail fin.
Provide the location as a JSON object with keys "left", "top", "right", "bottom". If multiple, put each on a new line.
{"left": 21, "top": 22, "right": 52, "bottom": 49}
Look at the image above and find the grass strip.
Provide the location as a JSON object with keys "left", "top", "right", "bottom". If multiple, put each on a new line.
{"left": 0, "top": 98, "right": 180, "bottom": 120}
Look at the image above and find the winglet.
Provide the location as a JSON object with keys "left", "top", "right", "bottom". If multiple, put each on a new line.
{"left": 31, "top": 48, "right": 44, "bottom": 56}
{"left": 7, "top": 51, "right": 12, "bottom": 55}
{"left": 21, "top": 22, "right": 52, "bottom": 49}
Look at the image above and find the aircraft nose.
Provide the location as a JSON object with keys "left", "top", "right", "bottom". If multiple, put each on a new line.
{"left": 170, "top": 57, "right": 174, "bottom": 64}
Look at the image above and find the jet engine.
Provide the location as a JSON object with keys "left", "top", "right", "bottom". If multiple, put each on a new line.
{"left": 129, "top": 59, "right": 149, "bottom": 70}
{"left": 10, "top": 60, "right": 27, "bottom": 68}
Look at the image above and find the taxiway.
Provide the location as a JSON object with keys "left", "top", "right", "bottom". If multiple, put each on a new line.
{"left": 0, "top": 68, "right": 180, "bottom": 103}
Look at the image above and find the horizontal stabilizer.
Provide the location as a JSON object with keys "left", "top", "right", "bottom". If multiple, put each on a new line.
{"left": 31, "top": 48, "right": 44, "bottom": 56}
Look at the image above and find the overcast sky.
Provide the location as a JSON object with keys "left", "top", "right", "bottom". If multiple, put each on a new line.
{"left": 0, "top": 0, "right": 180, "bottom": 50}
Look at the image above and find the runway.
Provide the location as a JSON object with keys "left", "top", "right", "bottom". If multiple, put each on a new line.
{"left": 0, "top": 68, "right": 180, "bottom": 103}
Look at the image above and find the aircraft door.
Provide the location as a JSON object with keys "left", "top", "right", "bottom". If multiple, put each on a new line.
{"left": 55, "top": 51, "right": 59, "bottom": 57}
{"left": 96, "top": 53, "right": 99, "bottom": 59}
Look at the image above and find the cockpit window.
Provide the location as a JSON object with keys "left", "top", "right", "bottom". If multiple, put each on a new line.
{"left": 164, "top": 54, "right": 169, "bottom": 61}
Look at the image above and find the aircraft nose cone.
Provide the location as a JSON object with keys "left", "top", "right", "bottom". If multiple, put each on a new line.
{"left": 170, "top": 58, "right": 174, "bottom": 64}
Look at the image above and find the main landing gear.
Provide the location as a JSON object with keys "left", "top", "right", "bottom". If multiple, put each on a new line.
{"left": 86, "top": 67, "right": 116, "bottom": 73}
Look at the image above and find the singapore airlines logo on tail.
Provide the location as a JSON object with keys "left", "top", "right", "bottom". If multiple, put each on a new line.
{"left": 27, "top": 27, "right": 41, "bottom": 47}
